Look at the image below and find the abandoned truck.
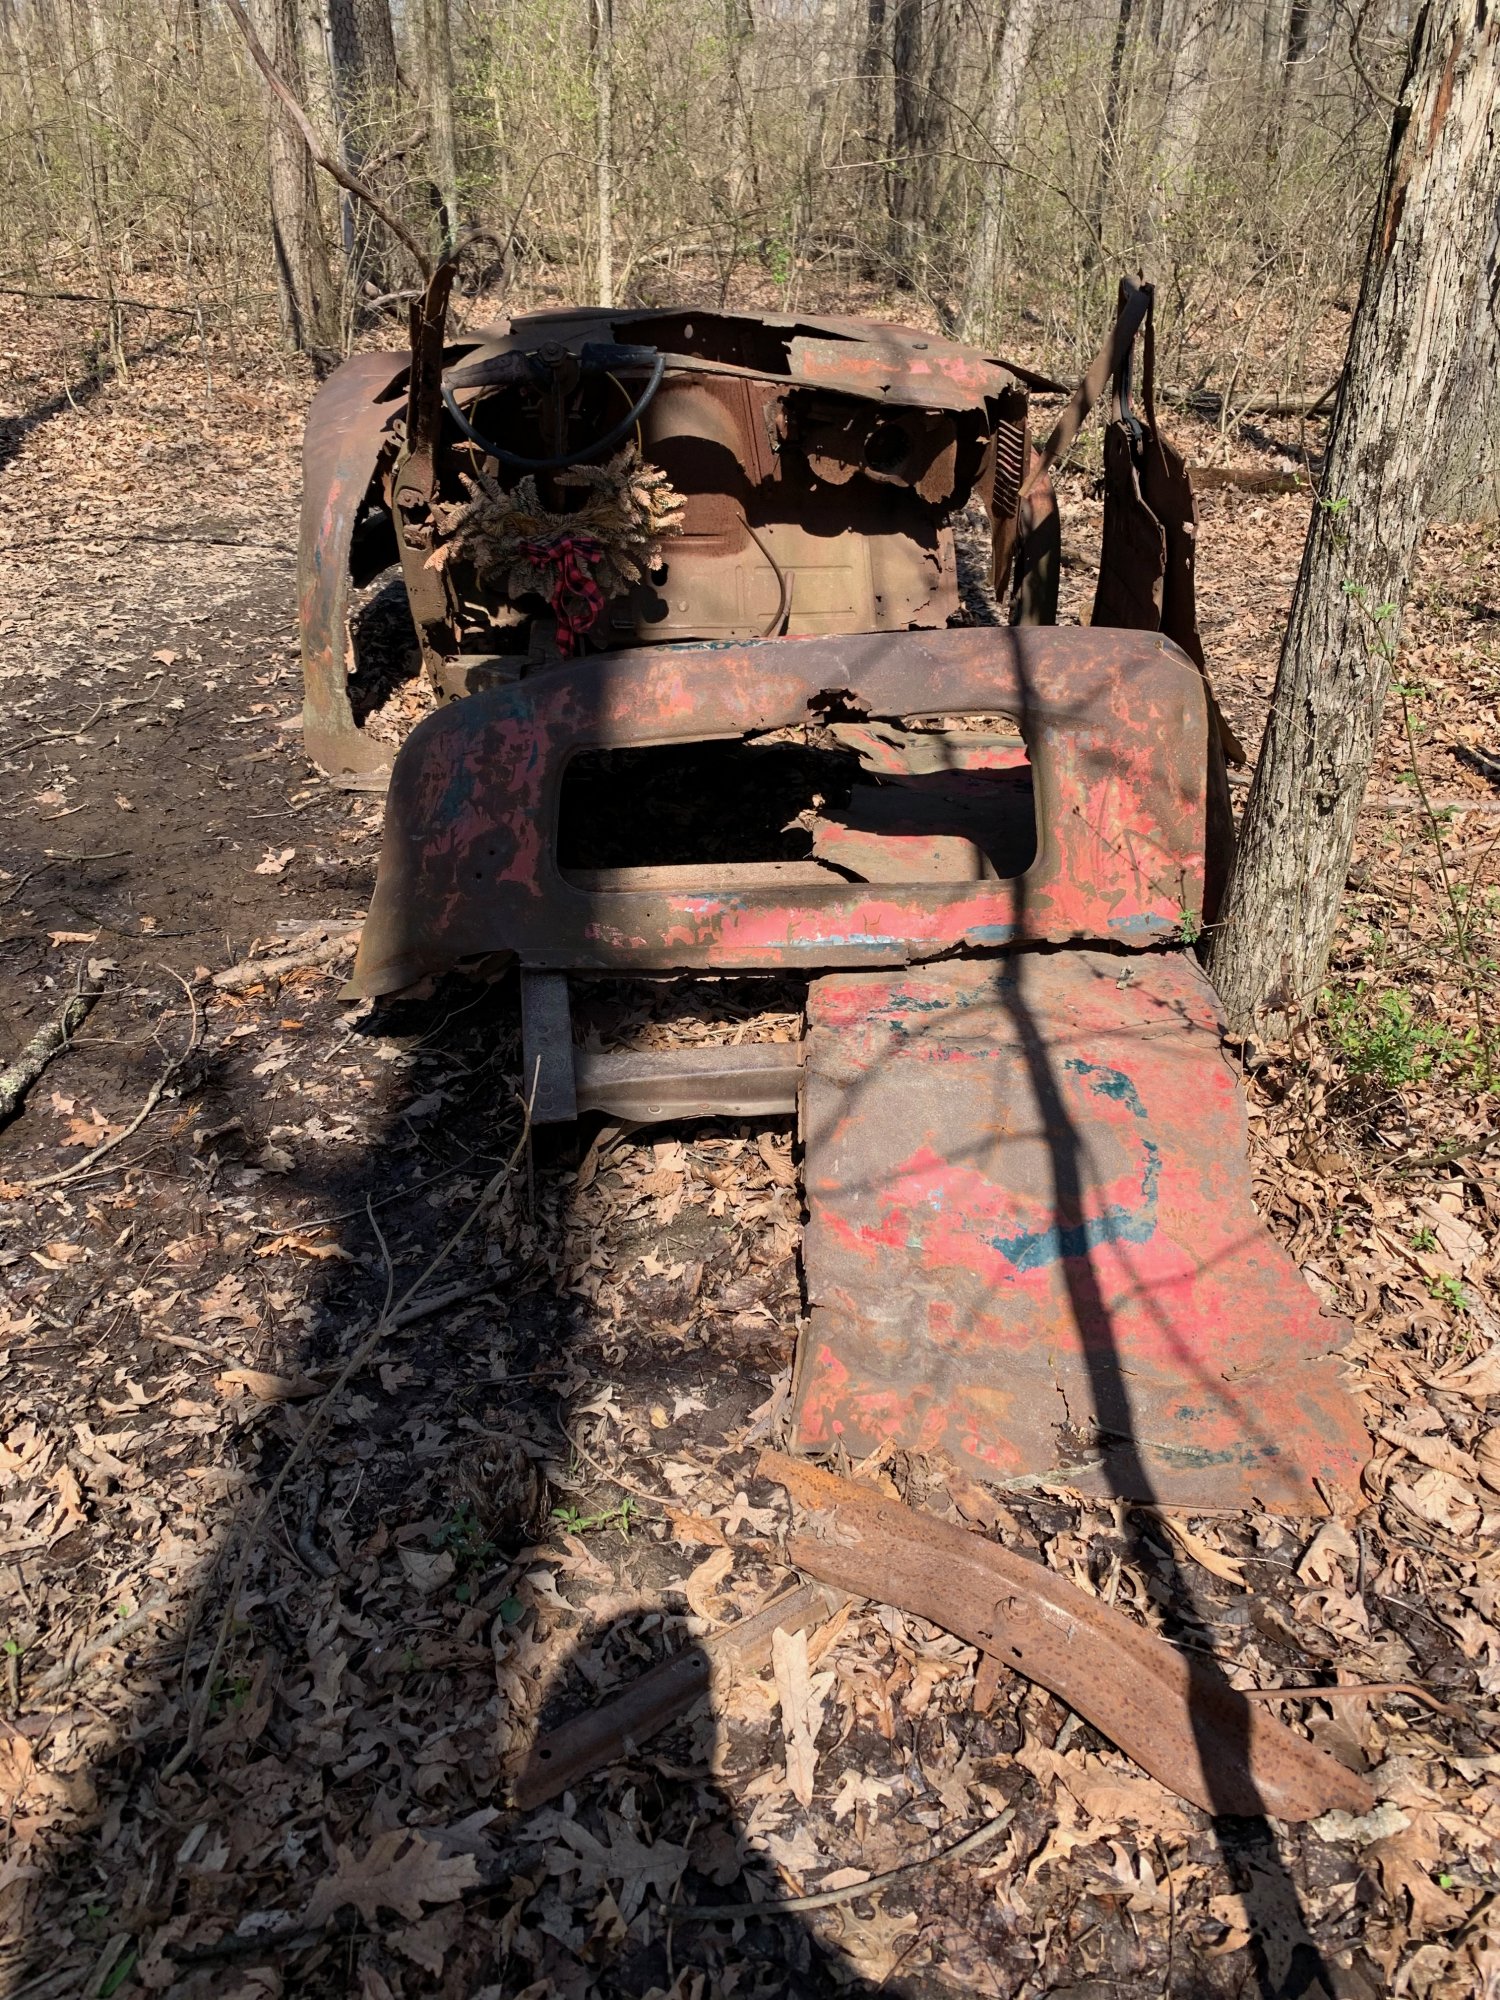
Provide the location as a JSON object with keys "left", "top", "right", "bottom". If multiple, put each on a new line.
{"left": 298, "top": 271, "right": 1368, "bottom": 1512}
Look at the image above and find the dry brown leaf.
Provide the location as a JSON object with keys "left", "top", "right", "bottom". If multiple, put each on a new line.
{"left": 215, "top": 1367, "right": 322, "bottom": 1402}
{"left": 773, "top": 1623, "right": 829, "bottom": 1808}
{"left": 682, "top": 1546, "right": 733, "bottom": 1622}
{"left": 49, "top": 1462, "right": 85, "bottom": 1533}
{"left": 1379, "top": 1423, "right": 1480, "bottom": 1483}
{"left": 827, "top": 1904, "right": 919, "bottom": 1982}
{"left": 198, "top": 1274, "right": 260, "bottom": 1331}
{"left": 1430, "top": 1347, "right": 1500, "bottom": 1401}
{"left": 1144, "top": 1510, "right": 1247, "bottom": 1586}
{"left": 1017, "top": 1737, "right": 1192, "bottom": 1835}
{"left": 664, "top": 1505, "right": 728, "bottom": 1549}
{"left": 1368, "top": 1815, "right": 1467, "bottom": 1934}
{"left": 1296, "top": 1518, "right": 1358, "bottom": 1584}
{"left": 1473, "top": 1429, "right": 1500, "bottom": 1495}
{"left": 302, "top": 1829, "right": 478, "bottom": 1928}
{"left": 1390, "top": 1469, "right": 1484, "bottom": 1538}
{"left": 254, "top": 1232, "right": 354, "bottom": 1262}
{"left": 39, "top": 1241, "right": 86, "bottom": 1266}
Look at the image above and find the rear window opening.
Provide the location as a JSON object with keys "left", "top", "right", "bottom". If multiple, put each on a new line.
{"left": 557, "top": 736, "right": 1036, "bottom": 887}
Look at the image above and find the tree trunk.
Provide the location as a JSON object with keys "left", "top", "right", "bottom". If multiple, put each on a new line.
{"left": 792, "top": 0, "right": 837, "bottom": 302}
{"left": 1144, "top": 0, "right": 1219, "bottom": 238}
{"left": 419, "top": 0, "right": 459, "bottom": 253}
{"left": 1087, "top": 0, "right": 1137, "bottom": 262}
{"left": 328, "top": 0, "right": 401, "bottom": 287}
{"left": 959, "top": 0, "right": 1044, "bottom": 339}
{"left": 253, "top": 0, "right": 339, "bottom": 358}
{"left": 1207, "top": 0, "right": 1500, "bottom": 1036}
{"left": 592, "top": 0, "right": 613, "bottom": 305}
{"left": 0, "top": 0, "right": 48, "bottom": 180}
{"left": 887, "top": 0, "right": 955, "bottom": 288}
{"left": 889, "top": 0, "right": 923, "bottom": 261}
{"left": 862, "top": 0, "right": 887, "bottom": 145}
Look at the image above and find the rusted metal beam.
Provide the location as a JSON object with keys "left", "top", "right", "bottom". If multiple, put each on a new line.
{"left": 759, "top": 1451, "right": 1373, "bottom": 1823}
{"left": 520, "top": 971, "right": 577, "bottom": 1125}
{"left": 574, "top": 1043, "right": 801, "bottom": 1122}
{"left": 509, "top": 1581, "right": 841, "bottom": 1810}
{"left": 298, "top": 349, "right": 410, "bottom": 789}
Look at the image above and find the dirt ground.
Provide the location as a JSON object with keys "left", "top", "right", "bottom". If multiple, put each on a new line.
{"left": 1, "top": 279, "right": 1499, "bottom": 2000}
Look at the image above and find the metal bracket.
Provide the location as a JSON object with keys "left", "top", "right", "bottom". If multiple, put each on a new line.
{"left": 520, "top": 971, "right": 578, "bottom": 1126}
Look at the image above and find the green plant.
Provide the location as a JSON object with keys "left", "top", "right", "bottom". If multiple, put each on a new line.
{"left": 434, "top": 1504, "right": 497, "bottom": 1602}
{"left": 1429, "top": 1272, "right": 1469, "bottom": 1313}
{"left": 1411, "top": 1225, "right": 1438, "bottom": 1252}
{"left": 552, "top": 1495, "right": 635, "bottom": 1538}
{"left": 1325, "top": 984, "right": 1444, "bottom": 1089}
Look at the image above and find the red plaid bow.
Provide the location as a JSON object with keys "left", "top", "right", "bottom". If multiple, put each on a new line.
{"left": 521, "top": 532, "right": 607, "bottom": 656}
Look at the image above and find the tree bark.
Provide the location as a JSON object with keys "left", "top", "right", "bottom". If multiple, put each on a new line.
{"left": 592, "top": 0, "right": 614, "bottom": 305}
{"left": 887, "top": 0, "right": 955, "bottom": 286}
{"left": 889, "top": 0, "right": 923, "bottom": 254}
{"left": 1087, "top": 0, "right": 1137, "bottom": 261}
{"left": 0, "top": 0, "right": 48, "bottom": 180}
{"left": 328, "top": 0, "right": 401, "bottom": 286}
{"left": 1207, "top": 0, "right": 1500, "bottom": 1036}
{"left": 959, "top": 0, "right": 1044, "bottom": 338}
{"left": 253, "top": 0, "right": 339, "bottom": 358}
{"left": 1144, "top": 0, "right": 1221, "bottom": 238}
{"left": 419, "top": 0, "right": 460, "bottom": 253}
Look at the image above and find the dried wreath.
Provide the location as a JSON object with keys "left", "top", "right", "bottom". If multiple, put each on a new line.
{"left": 430, "top": 443, "right": 686, "bottom": 655}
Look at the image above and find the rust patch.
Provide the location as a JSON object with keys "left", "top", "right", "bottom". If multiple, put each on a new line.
{"left": 760, "top": 1451, "right": 1375, "bottom": 1822}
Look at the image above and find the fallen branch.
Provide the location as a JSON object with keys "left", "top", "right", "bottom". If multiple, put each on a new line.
{"left": 0, "top": 286, "right": 202, "bottom": 316}
{"left": 212, "top": 924, "right": 361, "bottom": 992}
{"left": 0, "top": 973, "right": 104, "bottom": 1129}
{"left": 35, "top": 1594, "right": 170, "bottom": 1695}
{"left": 163, "top": 1073, "right": 537, "bottom": 1779}
{"left": 26, "top": 972, "right": 200, "bottom": 1191}
{"left": 510, "top": 1580, "right": 843, "bottom": 1810}
{"left": 0, "top": 700, "right": 106, "bottom": 759}
{"left": 1247, "top": 1680, "right": 1467, "bottom": 1721}
{"left": 668, "top": 1808, "right": 1015, "bottom": 1922}
{"left": 1165, "top": 382, "right": 1340, "bottom": 419}
{"left": 293, "top": 1465, "right": 338, "bottom": 1580}
{"left": 1191, "top": 467, "right": 1310, "bottom": 495}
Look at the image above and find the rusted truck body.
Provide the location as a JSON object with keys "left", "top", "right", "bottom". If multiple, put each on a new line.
{"left": 300, "top": 285, "right": 1367, "bottom": 1510}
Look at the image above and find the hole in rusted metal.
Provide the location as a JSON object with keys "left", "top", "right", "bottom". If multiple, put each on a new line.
{"left": 556, "top": 732, "right": 1037, "bottom": 884}
{"left": 558, "top": 740, "right": 859, "bottom": 872}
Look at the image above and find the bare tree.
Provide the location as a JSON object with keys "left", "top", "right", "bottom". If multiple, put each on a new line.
{"left": 0, "top": 0, "right": 48, "bottom": 182}
{"left": 250, "top": 0, "right": 339, "bottom": 356}
{"left": 328, "top": 0, "right": 402, "bottom": 287}
{"left": 1144, "top": 0, "right": 1221, "bottom": 239}
{"left": 960, "top": 0, "right": 1045, "bottom": 338}
{"left": 419, "top": 0, "right": 460, "bottom": 252}
{"left": 1087, "top": 0, "right": 1137, "bottom": 259}
{"left": 1207, "top": 0, "right": 1500, "bottom": 1036}
{"left": 886, "top": 0, "right": 957, "bottom": 287}
{"left": 592, "top": 0, "right": 614, "bottom": 306}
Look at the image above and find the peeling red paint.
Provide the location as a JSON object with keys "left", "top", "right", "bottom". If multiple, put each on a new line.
{"left": 347, "top": 626, "right": 1207, "bottom": 995}
{"left": 793, "top": 952, "right": 1369, "bottom": 1509}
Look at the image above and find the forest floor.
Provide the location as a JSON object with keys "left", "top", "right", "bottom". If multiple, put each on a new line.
{"left": 0, "top": 273, "right": 1498, "bottom": 2000}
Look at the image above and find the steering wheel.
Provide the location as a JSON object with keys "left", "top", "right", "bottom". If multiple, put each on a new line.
{"left": 441, "top": 341, "right": 666, "bottom": 473}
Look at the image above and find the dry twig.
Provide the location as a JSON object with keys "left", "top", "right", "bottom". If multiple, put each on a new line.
{"left": 668, "top": 1808, "right": 1016, "bottom": 1921}
{"left": 26, "top": 970, "right": 200, "bottom": 1191}
{"left": 0, "top": 966, "right": 104, "bottom": 1129}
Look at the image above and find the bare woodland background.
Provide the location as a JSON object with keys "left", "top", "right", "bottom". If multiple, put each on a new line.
{"left": 0, "top": 0, "right": 1411, "bottom": 395}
